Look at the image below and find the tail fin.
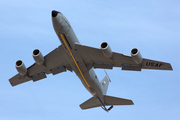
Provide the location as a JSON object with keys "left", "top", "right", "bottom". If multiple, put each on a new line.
{"left": 104, "top": 95, "right": 134, "bottom": 105}
{"left": 101, "top": 74, "right": 110, "bottom": 95}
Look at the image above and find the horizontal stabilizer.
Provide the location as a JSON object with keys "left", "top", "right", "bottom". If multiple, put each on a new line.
{"left": 80, "top": 97, "right": 101, "bottom": 110}
{"left": 104, "top": 95, "right": 134, "bottom": 105}
{"left": 80, "top": 95, "right": 133, "bottom": 110}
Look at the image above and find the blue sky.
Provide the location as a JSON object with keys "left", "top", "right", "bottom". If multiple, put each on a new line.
{"left": 0, "top": 0, "right": 180, "bottom": 120}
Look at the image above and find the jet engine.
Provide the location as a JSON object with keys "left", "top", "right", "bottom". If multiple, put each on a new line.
{"left": 32, "top": 49, "right": 44, "bottom": 65}
{"left": 131, "top": 48, "right": 142, "bottom": 64}
{"left": 15, "top": 60, "right": 27, "bottom": 76}
{"left": 100, "top": 42, "right": 113, "bottom": 58}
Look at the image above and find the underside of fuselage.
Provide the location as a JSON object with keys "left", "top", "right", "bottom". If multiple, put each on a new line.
{"left": 51, "top": 10, "right": 105, "bottom": 107}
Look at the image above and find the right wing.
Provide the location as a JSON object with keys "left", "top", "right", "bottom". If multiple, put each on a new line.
{"left": 75, "top": 43, "right": 172, "bottom": 71}
{"left": 9, "top": 45, "right": 72, "bottom": 86}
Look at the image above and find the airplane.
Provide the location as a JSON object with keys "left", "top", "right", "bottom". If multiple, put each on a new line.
{"left": 9, "top": 10, "right": 173, "bottom": 112}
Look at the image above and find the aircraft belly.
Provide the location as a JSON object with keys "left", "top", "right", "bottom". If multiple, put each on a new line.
{"left": 73, "top": 63, "right": 103, "bottom": 101}
{"left": 67, "top": 53, "right": 103, "bottom": 99}
{"left": 53, "top": 15, "right": 104, "bottom": 103}
{"left": 74, "top": 68, "right": 102, "bottom": 97}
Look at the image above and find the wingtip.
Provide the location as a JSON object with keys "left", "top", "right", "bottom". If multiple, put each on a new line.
{"left": 169, "top": 64, "right": 173, "bottom": 71}
{"left": 9, "top": 79, "right": 14, "bottom": 87}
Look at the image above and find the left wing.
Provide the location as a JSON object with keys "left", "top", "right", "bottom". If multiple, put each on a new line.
{"left": 9, "top": 45, "right": 72, "bottom": 86}
{"left": 75, "top": 43, "right": 172, "bottom": 71}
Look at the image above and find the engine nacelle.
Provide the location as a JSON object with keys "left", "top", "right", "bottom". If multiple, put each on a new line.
{"left": 131, "top": 48, "right": 142, "bottom": 64}
{"left": 100, "top": 42, "right": 113, "bottom": 58}
{"left": 32, "top": 49, "right": 44, "bottom": 65}
{"left": 15, "top": 60, "right": 27, "bottom": 76}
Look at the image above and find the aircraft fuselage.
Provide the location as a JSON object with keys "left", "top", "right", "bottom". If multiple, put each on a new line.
{"left": 52, "top": 11, "right": 104, "bottom": 103}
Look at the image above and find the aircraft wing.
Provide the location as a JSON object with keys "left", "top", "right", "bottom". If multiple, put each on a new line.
{"left": 75, "top": 43, "right": 173, "bottom": 71}
{"left": 9, "top": 45, "right": 72, "bottom": 86}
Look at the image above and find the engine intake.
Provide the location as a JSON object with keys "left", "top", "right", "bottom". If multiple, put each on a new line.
{"left": 15, "top": 60, "right": 27, "bottom": 76}
{"left": 131, "top": 48, "right": 142, "bottom": 64}
{"left": 100, "top": 42, "right": 113, "bottom": 58}
{"left": 33, "top": 49, "right": 44, "bottom": 65}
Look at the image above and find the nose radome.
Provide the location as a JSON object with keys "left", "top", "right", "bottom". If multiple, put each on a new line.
{"left": 52, "top": 10, "right": 59, "bottom": 17}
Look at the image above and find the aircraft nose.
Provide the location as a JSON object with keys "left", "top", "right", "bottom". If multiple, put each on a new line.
{"left": 52, "top": 10, "right": 59, "bottom": 17}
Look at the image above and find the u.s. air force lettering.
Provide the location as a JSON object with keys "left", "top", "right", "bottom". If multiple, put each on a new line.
{"left": 146, "top": 62, "right": 164, "bottom": 67}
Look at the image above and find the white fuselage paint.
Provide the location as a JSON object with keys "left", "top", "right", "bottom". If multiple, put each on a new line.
{"left": 52, "top": 13, "right": 104, "bottom": 103}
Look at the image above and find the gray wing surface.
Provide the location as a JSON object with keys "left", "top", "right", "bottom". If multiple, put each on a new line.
{"left": 75, "top": 43, "right": 172, "bottom": 71}
{"left": 9, "top": 45, "right": 72, "bottom": 86}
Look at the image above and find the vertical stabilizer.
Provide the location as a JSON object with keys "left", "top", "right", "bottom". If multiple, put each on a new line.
{"left": 101, "top": 74, "right": 110, "bottom": 95}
